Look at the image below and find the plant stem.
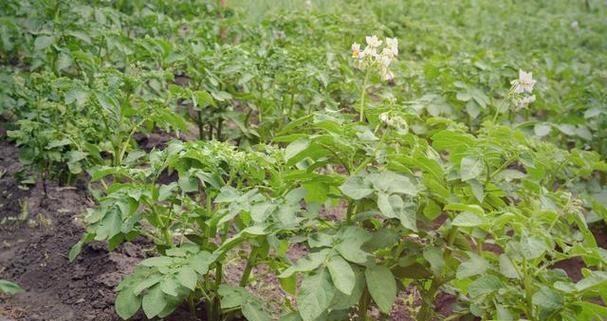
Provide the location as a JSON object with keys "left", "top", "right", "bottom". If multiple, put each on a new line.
{"left": 522, "top": 259, "right": 536, "bottom": 321}
{"left": 418, "top": 278, "right": 443, "bottom": 321}
{"left": 197, "top": 110, "right": 205, "bottom": 140}
{"left": 345, "top": 201, "right": 354, "bottom": 223}
{"left": 216, "top": 118, "right": 223, "bottom": 141}
{"left": 211, "top": 262, "right": 223, "bottom": 320}
{"left": 117, "top": 117, "right": 147, "bottom": 166}
{"left": 359, "top": 70, "right": 370, "bottom": 122}
{"left": 358, "top": 287, "right": 371, "bottom": 321}
{"left": 239, "top": 247, "right": 258, "bottom": 287}
{"left": 492, "top": 106, "right": 500, "bottom": 123}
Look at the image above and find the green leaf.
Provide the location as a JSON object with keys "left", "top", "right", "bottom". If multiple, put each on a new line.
{"left": 575, "top": 271, "right": 607, "bottom": 292}
{"left": 190, "top": 251, "right": 214, "bottom": 274}
{"left": 498, "top": 254, "right": 518, "bottom": 279}
{"left": 468, "top": 275, "right": 502, "bottom": 297}
{"left": 532, "top": 286, "right": 563, "bottom": 311}
{"left": 242, "top": 302, "right": 271, "bottom": 321}
{"left": 297, "top": 269, "right": 336, "bottom": 321}
{"left": 520, "top": 235, "right": 547, "bottom": 259}
{"left": 456, "top": 253, "right": 489, "bottom": 279}
{"left": 133, "top": 275, "right": 162, "bottom": 295}
{"left": 115, "top": 288, "right": 141, "bottom": 320}
{"left": 332, "top": 268, "right": 364, "bottom": 310}
{"left": 460, "top": 156, "right": 483, "bottom": 181}
{"left": 0, "top": 280, "right": 24, "bottom": 295}
{"left": 47, "top": 138, "right": 71, "bottom": 149}
{"left": 431, "top": 130, "right": 474, "bottom": 151}
{"left": 444, "top": 203, "right": 484, "bottom": 215}
{"left": 423, "top": 199, "right": 442, "bottom": 220}
{"left": 327, "top": 255, "right": 355, "bottom": 295}
{"left": 95, "top": 209, "right": 122, "bottom": 241}
{"left": 142, "top": 285, "right": 167, "bottom": 319}
{"left": 65, "top": 88, "right": 89, "bottom": 106}
{"left": 68, "top": 240, "right": 84, "bottom": 262}
{"left": 465, "top": 100, "right": 481, "bottom": 119}
{"left": 193, "top": 90, "right": 215, "bottom": 108}
{"left": 285, "top": 138, "right": 310, "bottom": 162}
{"left": 34, "top": 35, "right": 54, "bottom": 50}
{"left": 452, "top": 212, "right": 486, "bottom": 227}
{"left": 495, "top": 169, "right": 526, "bottom": 181}
{"left": 365, "top": 265, "right": 396, "bottom": 313}
{"left": 279, "top": 312, "right": 303, "bottom": 321}
{"left": 279, "top": 250, "right": 330, "bottom": 278}
{"left": 496, "top": 304, "right": 514, "bottom": 321}
{"left": 456, "top": 91, "right": 472, "bottom": 102}
{"left": 303, "top": 181, "right": 329, "bottom": 203}
{"left": 377, "top": 192, "right": 396, "bottom": 218}
{"left": 556, "top": 124, "right": 576, "bottom": 136}
{"left": 576, "top": 126, "right": 593, "bottom": 140}
{"left": 177, "top": 266, "right": 198, "bottom": 291}
{"left": 339, "top": 176, "right": 373, "bottom": 200}
{"left": 160, "top": 277, "right": 180, "bottom": 296}
{"left": 584, "top": 108, "right": 604, "bottom": 119}
{"left": 534, "top": 123, "right": 552, "bottom": 137}
{"left": 139, "top": 256, "right": 174, "bottom": 267}
{"left": 423, "top": 247, "right": 445, "bottom": 276}
{"left": 218, "top": 285, "right": 249, "bottom": 309}
{"left": 468, "top": 180, "right": 484, "bottom": 203}
{"left": 335, "top": 227, "right": 371, "bottom": 264}
{"left": 368, "top": 172, "right": 418, "bottom": 195}
{"left": 279, "top": 274, "right": 297, "bottom": 295}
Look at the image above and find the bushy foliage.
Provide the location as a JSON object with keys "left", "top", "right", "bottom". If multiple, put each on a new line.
{"left": 1, "top": 0, "right": 606, "bottom": 321}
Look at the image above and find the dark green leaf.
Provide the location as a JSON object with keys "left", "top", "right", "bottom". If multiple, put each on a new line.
{"left": 365, "top": 265, "right": 396, "bottom": 313}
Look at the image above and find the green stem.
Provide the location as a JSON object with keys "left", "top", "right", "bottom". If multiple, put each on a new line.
{"left": 287, "top": 92, "right": 295, "bottom": 118}
{"left": 212, "top": 262, "right": 223, "bottom": 320}
{"left": 216, "top": 118, "right": 223, "bottom": 141}
{"left": 345, "top": 202, "right": 355, "bottom": 223}
{"left": 447, "top": 226, "right": 458, "bottom": 247}
{"left": 522, "top": 259, "right": 536, "bottom": 321}
{"left": 358, "top": 287, "right": 371, "bottom": 321}
{"left": 359, "top": 70, "right": 370, "bottom": 122}
{"left": 492, "top": 106, "right": 500, "bottom": 123}
{"left": 197, "top": 110, "right": 205, "bottom": 140}
{"left": 239, "top": 247, "right": 259, "bottom": 287}
{"left": 353, "top": 131, "right": 387, "bottom": 174}
{"left": 417, "top": 279, "right": 441, "bottom": 321}
{"left": 117, "top": 117, "right": 147, "bottom": 166}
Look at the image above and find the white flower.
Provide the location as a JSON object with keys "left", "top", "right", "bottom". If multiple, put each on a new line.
{"left": 379, "top": 112, "right": 390, "bottom": 124}
{"left": 511, "top": 70, "right": 536, "bottom": 94}
{"left": 365, "top": 35, "right": 382, "bottom": 48}
{"left": 515, "top": 95, "right": 536, "bottom": 109}
{"left": 352, "top": 35, "right": 399, "bottom": 81}
{"left": 385, "top": 37, "right": 398, "bottom": 56}
{"left": 351, "top": 42, "right": 361, "bottom": 58}
{"left": 380, "top": 48, "right": 394, "bottom": 66}
{"left": 379, "top": 112, "right": 407, "bottom": 130}
{"left": 360, "top": 46, "right": 378, "bottom": 59}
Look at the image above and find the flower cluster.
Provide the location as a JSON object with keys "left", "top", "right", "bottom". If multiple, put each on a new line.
{"left": 379, "top": 111, "right": 408, "bottom": 132}
{"left": 352, "top": 35, "right": 399, "bottom": 80}
{"left": 510, "top": 70, "right": 536, "bottom": 110}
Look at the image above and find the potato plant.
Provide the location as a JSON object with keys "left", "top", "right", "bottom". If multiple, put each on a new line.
{"left": 72, "top": 80, "right": 607, "bottom": 321}
{"left": 1, "top": 1, "right": 606, "bottom": 321}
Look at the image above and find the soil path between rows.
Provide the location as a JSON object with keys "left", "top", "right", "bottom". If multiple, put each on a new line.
{"left": 0, "top": 140, "right": 157, "bottom": 321}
